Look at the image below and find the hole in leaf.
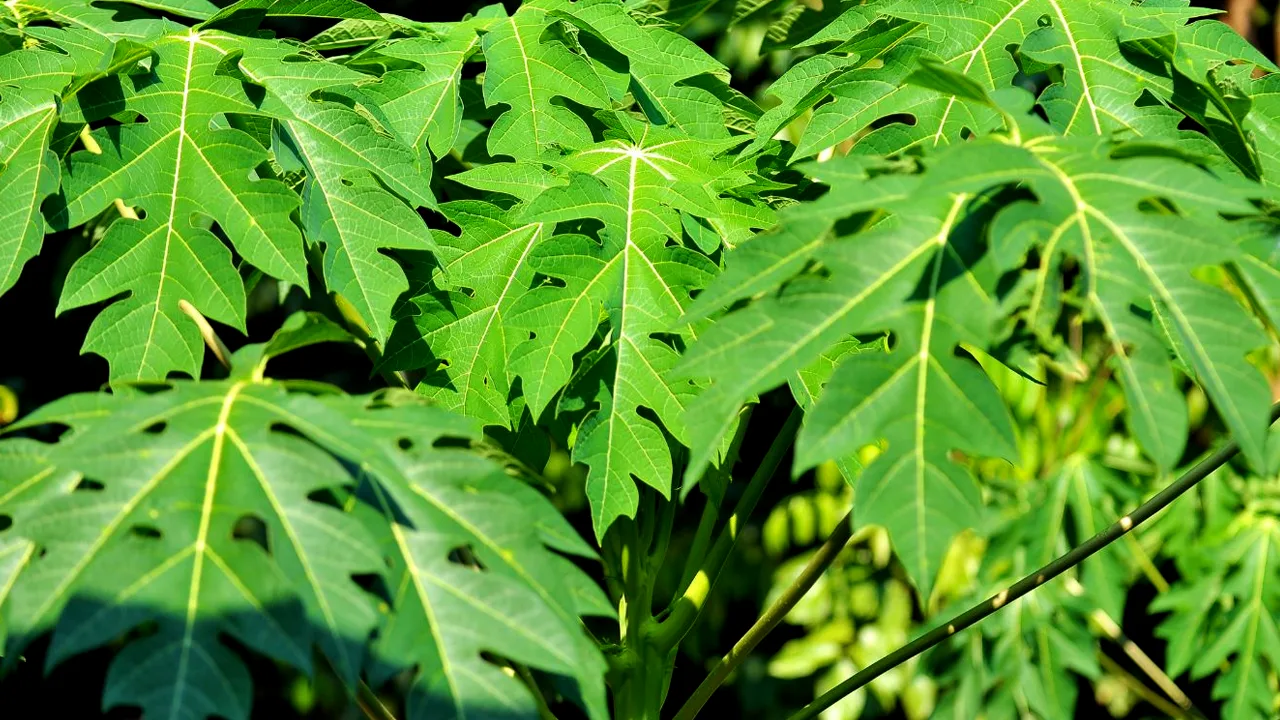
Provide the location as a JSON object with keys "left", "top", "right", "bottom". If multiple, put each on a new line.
{"left": 869, "top": 113, "right": 916, "bottom": 131}
{"left": 75, "top": 478, "right": 105, "bottom": 492}
{"left": 306, "top": 488, "right": 345, "bottom": 510}
{"left": 951, "top": 345, "right": 984, "bottom": 368}
{"left": 1128, "top": 303, "right": 1154, "bottom": 323}
{"left": 130, "top": 524, "right": 162, "bottom": 540}
{"left": 141, "top": 420, "right": 167, "bottom": 435}
{"left": 353, "top": 572, "right": 393, "bottom": 604}
{"left": 232, "top": 514, "right": 269, "bottom": 553}
{"left": 0, "top": 515, "right": 11, "bottom": 532}
{"left": 650, "top": 332, "right": 686, "bottom": 353}
{"left": 1137, "top": 196, "right": 1181, "bottom": 216}
{"left": 268, "top": 422, "right": 309, "bottom": 442}
{"left": 432, "top": 435, "right": 471, "bottom": 450}
{"left": 834, "top": 210, "right": 878, "bottom": 237}
{"left": 447, "top": 544, "right": 486, "bottom": 570}
{"left": 530, "top": 272, "right": 566, "bottom": 289}
{"left": 397, "top": 437, "right": 415, "bottom": 451}
{"left": 478, "top": 651, "right": 510, "bottom": 671}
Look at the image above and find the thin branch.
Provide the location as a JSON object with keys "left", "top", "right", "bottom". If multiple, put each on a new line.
{"left": 355, "top": 680, "right": 398, "bottom": 720}
{"left": 1121, "top": 533, "right": 1170, "bottom": 593}
{"left": 677, "top": 498, "right": 719, "bottom": 594}
{"left": 676, "top": 407, "right": 754, "bottom": 592}
{"left": 177, "top": 299, "right": 232, "bottom": 370}
{"left": 1097, "top": 652, "right": 1187, "bottom": 719}
{"left": 650, "top": 407, "right": 803, "bottom": 651}
{"left": 672, "top": 509, "right": 854, "bottom": 720}
{"left": 514, "top": 664, "right": 559, "bottom": 720}
{"left": 1070, "top": 577, "right": 1200, "bottom": 718}
{"left": 787, "top": 402, "right": 1280, "bottom": 720}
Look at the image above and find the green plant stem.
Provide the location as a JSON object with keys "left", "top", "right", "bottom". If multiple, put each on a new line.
{"left": 650, "top": 407, "right": 803, "bottom": 652}
{"left": 1060, "top": 575, "right": 1198, "bottom": 716}
{"left": 1097, "top": 652, "right": 1189, "bottom": 720}
{"left": 678, "top": 499, "right": 719, "bottom": 593}
{"left": 514, "top": 664, "right": 559, "bottom": 720}
{"left": 355, "top": 680, "right": 398, "bottom": 720}
{"left": 787, "top": 402, "right": 1280, "bottom": 720}
{"left": 649, "top": 485, "right": 678, "bottom": 576}
{"left": 672, "top": 509, "right": 854, "bottom": 720}
{"left": 612, "top": 509, "right": 669, "bottom": 720}
{"left": 1089, "top": 606, "right": 1200, "bottom": 717}
{"left": 676, "top": 407, "right": 752, "bottom": 592}
{"left": 1122, "top": 532, "right": 1171, "bottom": 593}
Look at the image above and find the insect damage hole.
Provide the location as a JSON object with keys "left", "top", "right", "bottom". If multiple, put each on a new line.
{"left": 232, "top": 513, "right": 270, "bottom": 554}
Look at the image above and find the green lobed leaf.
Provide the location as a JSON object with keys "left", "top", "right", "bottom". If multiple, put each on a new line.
{"left": 480, "top": 0, "right": 612, "bottom": 161}
{"left": 766, "top": 0, "right": 1249, "bottom": 160}
{"left": 500, "top": 120, "right": 769, "bottom": 537}
{"left": 0, "top": 379, "right": 607, "bottom": 720}
{"left": 52, "top": 29, "right": 308, "bottom": 382}
{"left": 1155, "top": 517, "right": 1280, "bottom": 720}
{"left": 228, "top": 34, "right": 439, "bottom": 345}
{"left": 383, "top": 201, "right": 546, "bottom": 428}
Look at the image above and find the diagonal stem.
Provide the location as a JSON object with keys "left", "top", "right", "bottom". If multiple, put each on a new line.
{"left": 650, "top": 407, "right": 803, "bottom": 652}
{"left": 1097, "top": 652, "right": 1189, "bottom": 719}
{"left": 787, "top": 402, "right": 1280, "bottom": 720}
{"left": 672, "top": 508, "right": 854, "bottom": 720}
{"left": 355, "top": 680, "right": 398, "bottom": 720}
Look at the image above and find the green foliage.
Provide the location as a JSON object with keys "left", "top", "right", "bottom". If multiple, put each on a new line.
{"left": 3, "top": 0, "right": 1280, "bottom": 718}
{"left": 1, "top": 318, "right": 606, "bottom": 719}
{"left": 1154, "top": 476, "right": 1280, "bottom": 720}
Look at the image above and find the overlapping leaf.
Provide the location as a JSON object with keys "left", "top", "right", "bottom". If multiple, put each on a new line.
{"left": 382, "top": 201, "right": 545, "bottom": 428}
{"left": 482, "top": 120, "right": 768, "bottom": 537}
{"left": 204, "top": 0, "right": 381, "bottom": 26}
{"left": 684, "top": 101, "right": 1275, "bottom": 592}
{"left": 0, "top": 383, "right": 385, "bottom": 719}
{"left": 762, "top": 0, "right": 1256, "bottom": 159}
{"left": 52, "top": 29, "right": 307, "bottom": 381}
{"left": 481, "top": 0, "right": 612, "bottom": 160}
{"left": 555, "top": 0, "right": 738, "bottom": 139}
{"left": 332, "top": 407, "right": 611, "bottom": 720}
{"left": 0, "top": 431, "right": 82, "bottom": 647}
{"left": 226, "top": 34, "right": 438, "bottom": 345}
{"left": 0, "top": 18, "right": 165, "bottom": 295}
{"left": 6, "top": 0, "right": 183, "bottom": 41}
{"left": 950, "top": 124, "right": 1274, "bottom": 471}
{"left": 0, "top": 72, "right": 63, "bottom": 295}
{"left": 681, "top": 160, "right": 1016, "bottom": 595}
{"left": 0, "top": 376, "right": 607, "bottom": 720}
{"left": 362, "top": 21, "right": 488, "bottom": 162}
{"left": 1154, "top": 517, "right": 1280, "bottom": 720}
